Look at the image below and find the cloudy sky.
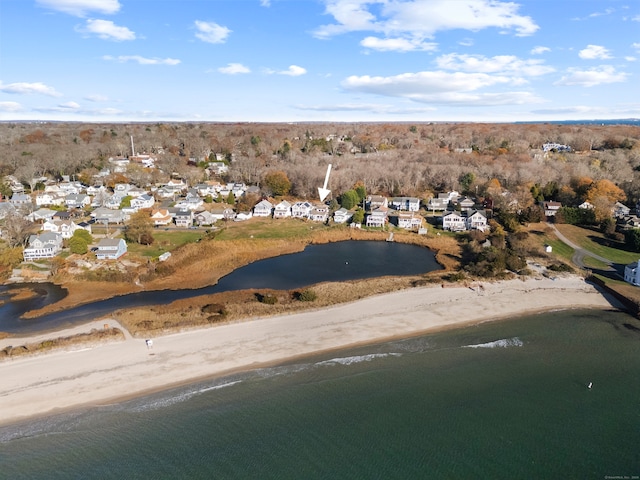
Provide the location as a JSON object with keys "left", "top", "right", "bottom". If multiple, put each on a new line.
{"left": 1, "top": 0, "right": 639, "bottom": 122}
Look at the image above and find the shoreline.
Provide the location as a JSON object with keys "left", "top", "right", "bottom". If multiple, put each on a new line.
{"left": 0, "top": 275, "right": 621, "bottom": 427}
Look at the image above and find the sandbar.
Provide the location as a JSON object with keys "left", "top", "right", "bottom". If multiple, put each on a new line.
{"left": 0, "top": 275, "right": 619, "bottom": 426}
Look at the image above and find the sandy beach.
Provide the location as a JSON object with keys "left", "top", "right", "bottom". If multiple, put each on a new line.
{"left": 0, "top": 275, "right": 618, "bottom": 426}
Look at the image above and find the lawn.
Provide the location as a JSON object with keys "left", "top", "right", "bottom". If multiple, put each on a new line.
{"left": 215, "top": 217, "right": 333, "bottom": 241}
{"left": 126, "top": 230, "right": 204, "bottom": 258}
{"left": 554, "top": 224, "right": 639, "bottom": 265}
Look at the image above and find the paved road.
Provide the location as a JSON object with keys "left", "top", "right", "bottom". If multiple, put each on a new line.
{"left": 546, "top": 222, "right": 616, "bottom": 271}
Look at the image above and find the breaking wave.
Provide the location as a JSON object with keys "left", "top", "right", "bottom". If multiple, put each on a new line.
{"left": 316, "top": 353, "right": 402, "bottom": 367}
{"left": 464, "top": 337, "right": 524, "bottom": 349}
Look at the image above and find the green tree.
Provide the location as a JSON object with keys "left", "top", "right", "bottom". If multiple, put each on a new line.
{"left": 73, "top": 229, "right": 93, "bottom": 244}
{"left": 0, "top": 181, "right": 12, "bottom": 200}
{"left": 354, "top": 182, "right": 367, "bottom": 203}
{"left": 68, "top": 235, "right": 88, "bottom": 254}
{"left": 264, "top": 170, "right": 292, "bottom": 196}
{"left": 352, "top": 207, "right": 365, "bottom": 224}
{"left": 125, "top": 211, "right": 155, "bottom": 245}
{"left": 226, "top": 191, "right": 235, "bottom": 204}
{"left": 120, "top": 195, "right": 132, "bottom": 208}
{"left": 340, "top": 189, "right": 359, "bottom": 210}
{"left": 625, "top": 228, "right": 640, "bottom": 252}
{"left": 459, "top": 172, "right": 476, "bottom": 193}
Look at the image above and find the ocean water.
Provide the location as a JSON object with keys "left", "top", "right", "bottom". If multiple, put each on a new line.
{"left": 1, "top": 309, "right": 639, "bottom": 479}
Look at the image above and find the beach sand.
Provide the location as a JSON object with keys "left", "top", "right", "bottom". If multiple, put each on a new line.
{"left": 0, "top": 275, "right": 618, "bottom": 426}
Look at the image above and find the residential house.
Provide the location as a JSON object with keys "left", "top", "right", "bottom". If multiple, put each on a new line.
{"left": 207, "top": 161, "right": 229, "bottom": 176}
{"left": 390, "top": 197, "right": 420, "bottom": 212}
{"left": 174, "top": 210, "right": 193, "bottom": 228}
{"left": 35, "top": 192, "right": 65, "bottom": 207}
{"left": 95, "top": 238, "right": 127, "bottom": 260}
{"left": 333, "top": 208, "right": 352, "bottom": 224}
{"left": 613, "top": 202, "right": 630, "bottom": 218}
{"left": 442, "top": 211, "right": 466, "bottom": 231}
{"left": 28, "top": 208, "right": 57, "bottom": 223}
{"left": 366, "top": 207, "right": 388, "bottom": 228}
{"left": 291, "top": 201, "right": 313, "bottom": 219}
{"left": 175, "top": 193, "right": 203, "bottom": 211}
{"left": 395, "top": 212, "right": 423, "bottom": 230}
{"left": 427, "top": 191, "right": 459, "bottom": 212}
{"left": 91, "top": 207, "right": 126, "bottom": 224}
{"left": 624, "top": 259, "right": 640, "bottom": 286}
{"left": 578, "top": 201, "right": 594, "bottom": 210}
{"left": 309, "top": 204, "right": 330, "bottom": 223}
{"left": 466, "top": 210, "right": 488, "bottom": 231}
{"left": 65, "top": 193, "right": 91, "bottom": 209}
{"left": 366, "top": 195, "right": 388, "bottom": 210}
{"left": 194, "top": 210, "right": 217, "bottom": 226}
{"left": 105, "top": 194, "right": 125, "bottom": 210}
{"left": 42, "top": 219, "right": 79, "bottom": 239}
{"left": 23, "top": 232, "right": 63, "bottom": 261}
{"left": 130, "top": 194, "right": 155, "bottom": 211}
{"left": 253, "top": 199, "right": 274, "bottom": 217}
{"left": 457, "top": 197, "right": 476, "bottom": 212}
{"left": 273, "top": 200, "right": 292, "bottom": 219}
{"left": 150, "top": 208, "right": 172, "bottom": 226}
{"left": 235, "top": 211, "right": 253, "bottom": 221}
{"left": 542, "top": 201, "right": 562, "bottom": 217}
{"left": 209, "top": 206, "right": 236, "bottom": 222}
{"left": 10, "top": 193, "right": 32, "bottom": 207}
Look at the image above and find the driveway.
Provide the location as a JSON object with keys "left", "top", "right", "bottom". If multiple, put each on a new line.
{"left": 546, "top": 222, "right": 615, "bottom": 271}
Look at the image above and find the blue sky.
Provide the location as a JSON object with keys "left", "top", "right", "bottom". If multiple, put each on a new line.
{"left": 1, "top": 0, "right": 639, "bottom": 122}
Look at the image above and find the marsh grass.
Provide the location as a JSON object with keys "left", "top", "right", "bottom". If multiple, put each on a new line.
{"left": 0, "top": 328, "right": 125, "bottom": 360}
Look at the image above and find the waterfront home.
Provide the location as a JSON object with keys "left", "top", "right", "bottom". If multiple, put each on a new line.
{"left": 333, "top": 207, "right": 352, "bottom": 224}
{"left": 467, "top": 210, "right": 488, "bottom": 231}
{"left": 253, "top": 199, "right": 274, "bottom": 217}
{"left": 390, "top": 197, "right": 420, "bottom": 212}
{"left": 291, "top": 201, "right": 313, "bottom": 219}
{"left": 442, "top": 211, "right": 466, "bottom": 231}
{"left": 309, "top": 204, "right": 330, "bottom": 223}
{"left": 457, "top": 197, "right": 476, "bottom": 212}
{"left": 23, "top": 232, "right": 63, "bottom": 261}
{"left": 273, "top": 200, "right": 292, "bottom": 219}
{"left": 95, "top": 238, "right": 127, "bottom": 260}
{"left": 396, "top": 212, "right": 423, "bottom": 230}
{"left": 366, "top": 207, "right": 388, "bottom": 228}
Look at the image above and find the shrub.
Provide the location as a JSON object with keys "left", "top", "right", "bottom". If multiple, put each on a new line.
{"left": 295, "top": 289, "right": 317, "bottom": 302}
{"left": 256, "top": 293, "right": 278, "bottom": 304}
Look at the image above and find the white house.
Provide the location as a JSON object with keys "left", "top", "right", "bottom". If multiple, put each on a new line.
{"left": 396, "top": 212, "right": 423, "bottom": 230}
{"left": 273, "top": 200, "right": 292, "bottom": 219}
{"left": 366, "top": 195, "right": 388, "bottom": 210}
{"left": 174, "top": 210, "right": 193, "bottom": 228}
{"left": 613, "top": 202, "right": 630, "bottom": 219}
{"left": 23, "top": 232, "right": 63, "bottom": 261}
{"left": 624, "top": 260, "right": 640, "bottom": 286}
{"left": 35, "top": 192, "right": 65, "bottom": 207}
{"left": 366, "top": 207, "right": 388, "bottom": 228}
{"left": 309, "top": 205, "right": 330, "bottom": 223}
{"left": 333, "top": 208, "right": 352, "bottom": 224}
{"left": 292, "top": 201, "right": 313, "bottom": 219}
{"left": 95, "top": 238, "right": 127, "bottom": 260}
{"left": 442, "top": 211, "right": 466, "bottom": 231}
{"left": 130, "top": 194, "right": 155, "bottom": 211}
{"left": 390, "top": 197, "right": 420, "bottom": 212}
{"left": 543, "top": 201, "right": 562, "bottom": 217}
{"left": 28, "top": 208, "right": 57, "bottom": 223}
{"left": 42, "top": 219, "right": 79, "bottom": 239}
{"left": 466, "top": 210, "right": 488, "bottom": 231}
{"left": 150, "top": 209, "right": 172, "bottom": 226}
{"left": 65, "top": 193, "right": 91, "bottom": 209}
{"left": 253, "top": 199, "right": 274, "bottom": 217}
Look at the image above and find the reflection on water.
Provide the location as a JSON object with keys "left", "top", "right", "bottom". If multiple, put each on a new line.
{"left": 1, "top": 240, "right": 440, "bottom": 335}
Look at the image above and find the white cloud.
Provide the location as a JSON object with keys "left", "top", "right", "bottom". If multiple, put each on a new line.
{"left": 633, "top": 42, "right": 640, "bottom": 52}
{"left": 579, "top": 44, "right": 612, "bottom": 60}
{"left": 555, "top": 66, "right": 628, "bottom": 87}
{"left": 102, "top": 55, "right": 181, "bottom": 65}
{"left": 360, "top": 36, "right": 437, "bottom": 52}
{"left": 295, "top": 103, "right": 437, "bottom": 114}
{"left": 84, "top": 94, "right": 108, "bottom": 102}
{"left": 341, "top": 70, "right": 542, "bottom": 106}
{"left": 57, "top": 101, "right": 81, "bottom": 110}
{"left": 314, "top": 0, "right": 538, "bottom": 39}
{"left": 0, "top": 81, "right": 62, "bottom": 96}
{"left": 77, "top": 19, "right": 136, "bottom": 41}
{"left": 531, "top": 46, "right": 550, "bottom": 55}
{"left": 218, "top": 63, "right": 251, "bottom": 74}
{"left": 625, "top": 56, "right": 636, "bottom": 62}
{"left": 194, "top": 20, "right": 231, "bottom": 44}
{"left": 36, "top": 0, "right": 120, "bottom": 17}
{"left": 260, "top": 0, "right": 271, "bottom": 6}
{"left": 0, "top": 102, "right": 23, "bottom": 112}
{"left": 436, "top": 53, "right": 554, "bottom": 77}
{"left": 267, "top": 65, "right": 307, "bottom": 76}
{"left": 458, "top": 38, "right": 474, "bottom": 47}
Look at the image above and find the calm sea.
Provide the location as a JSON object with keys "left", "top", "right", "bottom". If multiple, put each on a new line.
{"left": 1, "top": 309, "right": 638, "bottom": 479}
